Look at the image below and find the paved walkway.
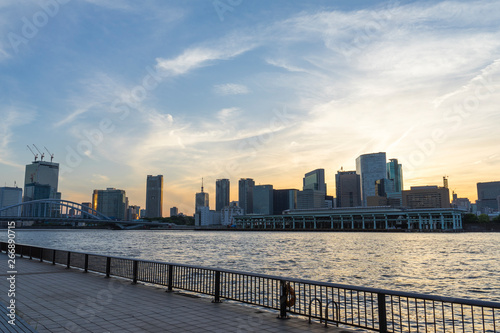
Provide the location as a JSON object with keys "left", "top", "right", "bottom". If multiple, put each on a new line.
{"left": 0, "top": 254, "right": 355, "bottom": 333}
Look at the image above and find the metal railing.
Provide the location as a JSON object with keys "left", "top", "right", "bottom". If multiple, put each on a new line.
{"left": 2, "top": 242, "right": 499, "bottom": 332}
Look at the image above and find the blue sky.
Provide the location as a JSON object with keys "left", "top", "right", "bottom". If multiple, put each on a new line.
{"left": 1, "top": 0, "right": 499, "bottom": 215}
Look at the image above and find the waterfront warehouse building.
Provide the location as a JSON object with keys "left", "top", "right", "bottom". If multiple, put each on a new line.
{"left": 146, "top": 175, "right": 163, "bottom": 218}
{"left": 215, "top": 179, "right": 230, "bottom": 212}
{"left": 235, "top": 206, "right": 463, "bottom": 231}
{"left": 356, "top": 152, "right": 387, "bottom": 206}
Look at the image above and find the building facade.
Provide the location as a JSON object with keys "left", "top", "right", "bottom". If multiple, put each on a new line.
{"left": 24, "top": 161, "right": 60, "bottom": 202}
{"left": 0, "top": 187, "right": 23, "bottom": 217}
{"left": 146, "top": 175, "right": 163, "bottom": 218}
{"left": 170, "top": 207, "right": 179, "bottom": 217}
{"left": 221, "top": 201, "right": 244, "bottom": 225}
{"left": 92, "top": 188, "right": 127, "bottom": 220}
{"left": 356, "top": 152, "right": 387, "bottom": 206}
{"left": 215, "top": 179, "right": 230, "bottom": 212}
{"left": 273, "top": 189, "right": 298, "bottom": 215}
{"left": 402, "top": 186, "right": 450, "bottom": 209}
{"left": 253, "top": 185, "right": 274, "bottom": 215}
{"left": 476, "top": 181, "right": 500, "bottom": 213}
{"left": 386, "top": 158, "right": 403, "bottom": 193}
{"left": 303, "top": 169, "right": 326, "bottom": 193}
{"left": 238, "top": 178, "right": 255, "bottom": 214}
{"left": 335, "top": 170, "right": 361, "bottom": 208}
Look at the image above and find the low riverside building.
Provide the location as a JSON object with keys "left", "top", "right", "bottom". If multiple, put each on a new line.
{"left": 234, "top": 206, "right": 463, "bottom": 231}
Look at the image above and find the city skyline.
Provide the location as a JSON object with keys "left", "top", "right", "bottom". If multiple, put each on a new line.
{"left": 1, "top": 1, "right": 500, "bottom": 214}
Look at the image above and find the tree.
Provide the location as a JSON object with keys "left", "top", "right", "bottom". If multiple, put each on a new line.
{"left": 463, "top": 213, "right": 478, "bottom": 224}
{"left": 478, "top": 214, "right": 490, "bottom": 223}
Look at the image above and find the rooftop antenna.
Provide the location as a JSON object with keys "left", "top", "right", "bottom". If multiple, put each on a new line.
{"left": 44, "top": 146, "right": 54, "bottom": 162}
{"left": 33, "top": 144, "right": 44, "bottom": 161}
{"left": 27, "top": 145, "right": 38, "bottom": 161}
{"left": 201, "top": 178, "right": 204, "bottom": 193}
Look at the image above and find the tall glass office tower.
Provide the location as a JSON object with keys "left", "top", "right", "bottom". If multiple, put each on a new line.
{"left": 387, "top": 159, "right": 403, "bottom": 192}
{"left": 356, "top": 152, "right": 387, "bottom": 206}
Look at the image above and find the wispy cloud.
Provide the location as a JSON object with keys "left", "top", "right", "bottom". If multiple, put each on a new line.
{"left": 0, "top": 107, "right": 36, "bottom": 168}
{"left": 213, "top": 84, "right": 250, "bottom": 96}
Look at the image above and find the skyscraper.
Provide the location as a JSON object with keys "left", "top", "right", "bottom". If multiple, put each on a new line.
{"left": 273, "top": 189, "right": 298, "bottom": 214}
{"left": 297, "top": 169, "right": 327, "bottom": 209}
{"left": 477, "top": 181, "right": 500, "bottom": 213}
{"left": 356, "top": 152, "right": 387, "bottom": 206}
{"left": 387, "top": 158, "right": 403, "bottom": 192}
{"left": 215, "top": 179, "right": 230, "bottom": 212}
{"left": 195, "top": 179, "right": 209, "bottom": 214}
{"left": 146, "top": 175, "right": 163, "bottom": 218}
{"left": 335, "top": 170, "right": 361, "bottom": 207}
{"left": 303, "top": 169, "right": 326, "bottom": 193}
{"left": 253, "top": 185, "right": 273, "bottom": 215}
{"left": 92, "top": 188, "right": 127, "bottom": 220}
{"left": 0, "top": 187, "right": 23, "bottom": 217}
{"left": 24, "top": 160, "right": 60, "bottom": 202}
{"left": 238, "top": 178, "right": 255, "bottom": 214}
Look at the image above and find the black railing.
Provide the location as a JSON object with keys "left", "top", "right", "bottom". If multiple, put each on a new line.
{"left": 1, "top": 242, "right": 499, "bottom": 332}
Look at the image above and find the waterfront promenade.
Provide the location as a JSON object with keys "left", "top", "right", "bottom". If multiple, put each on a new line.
{"left": 0, "top": 254, "right": 353, "bottom": 333}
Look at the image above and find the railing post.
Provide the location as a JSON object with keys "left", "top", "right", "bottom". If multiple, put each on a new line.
{"left": 105, "top": 257, "right": 111, "bottom": 278}
{"left": 84, "top": 254, "right": 89, "bottom": 273}
{"left": 40, "top": 248, "right": 43, "bottom": 262}
{"left": 212, "top": 270, "right": 221, "bottom": 303}
{"left": 66, "top": 251, "right": 71, "bottom": 269}
{"left": 378, "top": 293, "right": 388, "bottom": 333}
{"left": 29, "top": 246, "right": 33, "bottom": 260}
{"left": 278, "top": 280, "right": 288, "bottom": 319}
{"left": 132, "top": 260, "right": 138, "bottom": 284}
{"left": 167, "top": 265, "right": 173, "bottom": 292}
{"left": 52, "top": 250, "right": 56, "bottom": 265}
{"left": 19, "top": 245, "right": 23, "bottom": 258}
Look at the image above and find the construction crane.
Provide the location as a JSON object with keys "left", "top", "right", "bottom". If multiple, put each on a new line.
{"left": 44, "top": 146, "right": 54, "bottom": 162}
{"left": 27, "top": 145, "right": 38, "bottom": 161}
{"left": 33, "top": 144, "right": 44, "bottom": 161}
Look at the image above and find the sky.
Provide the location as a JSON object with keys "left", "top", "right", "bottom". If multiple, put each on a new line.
{"left": 1, "top": 0, "right": 499, "bottom": 215}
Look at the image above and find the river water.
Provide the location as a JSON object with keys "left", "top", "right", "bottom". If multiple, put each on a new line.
{"left": 3, "top": 230, "right": 500, "bottom": 302}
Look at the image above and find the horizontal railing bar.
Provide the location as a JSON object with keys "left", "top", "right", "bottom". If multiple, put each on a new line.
{"left": 3, "top": 241, "right": 500, "bottom": 310}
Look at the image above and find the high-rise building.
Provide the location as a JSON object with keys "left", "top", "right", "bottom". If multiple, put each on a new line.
{"left": 273, "top": 189, "right": 298, "bottom": 214}
{"left": 170, "top": 207, "right": 179, "bottom": 217}
{"left": 402, "top": 186, "right": 450, "bottom": 209}
{"left": 24, "top": 160, "right": 60, "bottom": 202}
{"left": 298, "top": 169, "right": 327, "bottom": 210}
{"left": 221, "top": 201, "right": 244, "bottom": 225}
{"left": 238, "top": 178, "right": 255, "bottom": 214}
{"left": 335, "top": 170, "right": 361, "bottom": 208}
{"left": 128, "top": 205, "right": 141, "bottom": 220}
{"left": 215, "top": 179, "right": 230, "bottom": 211}
{"left": 253, "top": 185, "right": 274, "bottom": 215}
{"left": 303, "top": 169, "right": 326, "bottom": 193}
{"left": 92, "top": 188, "right": 127, "bottom": 220}
{"left": 146, "top": 175, "right": 163, "bottom": 218}
{"left": 386, "top": 159, "right": 403, "bottom": 192}
{"left": 476, "top": 181, "right": 500, "bottom": 213}
{"left": 297, "top": 189, "right": 327, "bottom": 209}
{"left": 0, "top": 187, "right": 23, "bottom": 217}
{"left": 356, "top": 152, "right": 387, "bottom": 206}
{"left": 195, "top": 179, "right": 209, "bottom": 215}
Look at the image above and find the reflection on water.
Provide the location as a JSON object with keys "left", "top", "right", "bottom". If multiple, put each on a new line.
{"left": 4, "top": 230, "right": 500, "bottom": 302}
